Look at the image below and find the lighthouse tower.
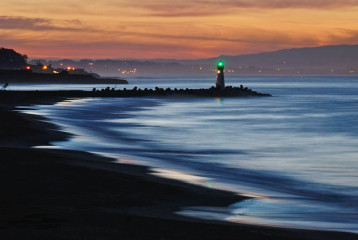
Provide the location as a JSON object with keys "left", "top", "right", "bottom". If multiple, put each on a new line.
{"left": 216, "top": 60, "right": 225, "bottom": 90}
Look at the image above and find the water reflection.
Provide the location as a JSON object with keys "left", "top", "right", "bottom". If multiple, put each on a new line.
{"left": 21, "top": 76, "right": 358, "bottom": 233}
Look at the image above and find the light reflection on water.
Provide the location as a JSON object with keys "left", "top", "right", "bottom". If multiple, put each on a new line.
{"left": 21, "top": 76, "right": 358, "bottom": 233}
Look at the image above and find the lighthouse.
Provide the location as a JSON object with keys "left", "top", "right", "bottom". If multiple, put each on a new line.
{"left": 216, "top": 60, "right": 225, "bottom": 90}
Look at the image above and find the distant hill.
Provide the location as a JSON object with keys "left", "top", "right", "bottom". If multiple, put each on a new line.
{"left": 194, "top": 44, "right": 358, "bottom": 74}
{"left": 0, "top": 48, "right": 27, "bottom": 70}
{"left": 30, "top": 44, "right": 358, "bottom": 76}
{"left": 202, "top": 44, "right": 358, "bottom": 65}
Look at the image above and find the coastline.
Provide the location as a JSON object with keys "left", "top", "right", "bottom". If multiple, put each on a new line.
{"left": 0, "top": 95, "right": 357, "bottom": 239}
{"left": 0, "top": 69, "right": 128, "bottom": 84}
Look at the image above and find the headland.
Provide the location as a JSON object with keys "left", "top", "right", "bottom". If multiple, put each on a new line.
{"left": 0, "top": 69, "right": 128, "bottom": 84}
{"left": 0, "top": 48, "right": 127, "bottom": 85}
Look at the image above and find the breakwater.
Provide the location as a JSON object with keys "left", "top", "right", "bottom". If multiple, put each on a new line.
{"left": 92, "top": 85, "right": 271, "bottom": 97}
{"left": 0, "top": 85, "right": 271, "bottom": 103}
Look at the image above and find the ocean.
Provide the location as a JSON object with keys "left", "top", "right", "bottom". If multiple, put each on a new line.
{"left": 19, "top": 75, "right": 358, "bottom": 233}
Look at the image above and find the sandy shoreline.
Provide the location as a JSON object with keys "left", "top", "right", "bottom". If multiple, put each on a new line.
{"left": 0, "top": 93, "right": 357, "bottom": 239}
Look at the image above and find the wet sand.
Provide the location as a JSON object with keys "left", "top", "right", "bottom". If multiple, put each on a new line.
{"left": 0, "top": 93, "right": 356, "bottom": 240}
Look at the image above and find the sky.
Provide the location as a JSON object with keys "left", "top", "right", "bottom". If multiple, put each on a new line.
{"left": 1, "top": 0, "right": 358, "bottom": 59}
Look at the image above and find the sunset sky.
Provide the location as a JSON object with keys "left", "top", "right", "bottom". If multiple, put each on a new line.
{"left": 1, "top": 0, "right": 358, "bottom": 59}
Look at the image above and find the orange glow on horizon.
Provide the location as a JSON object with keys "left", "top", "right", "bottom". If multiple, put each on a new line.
{"left": 1, "top": 1, "right": 358, "bottom": 59}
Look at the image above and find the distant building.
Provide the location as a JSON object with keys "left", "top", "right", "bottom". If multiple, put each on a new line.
{"left": 216, "top": 60, "right": 225, "bottom": 89}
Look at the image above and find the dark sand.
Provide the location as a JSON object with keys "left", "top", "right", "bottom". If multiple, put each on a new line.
{"left": 0, "top": 93, "right": 357, "bottom": 240}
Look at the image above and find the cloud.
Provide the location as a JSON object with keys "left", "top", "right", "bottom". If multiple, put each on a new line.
{"left": 119, "top": 30, "right": 314, "bottom": 46}
{"left": 1, "top": 22, "right": 320, "bottom": 52}
{"left": 2, "top": 2, "right": 358, "bottom": 59}
{"left": 226, "top": 0, "right": 358, "bottom": 9}
{"left": 323, "top": 29, "right": 358, "bottom": 45}
{"left": 0, "top": 15, "right": 313, "bottom": 46}
{"left": 128, "top": 0, "right": 358, "bottom": 17}
{"left": 3, "top": 26, "right": 357, "bottom": 59}
{"left": 0, "top": 16, "right": 82, "bottom": 31}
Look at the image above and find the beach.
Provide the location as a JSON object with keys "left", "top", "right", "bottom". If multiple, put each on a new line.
{"left": 0, "top": 91, "right": 357, "bottom": 240}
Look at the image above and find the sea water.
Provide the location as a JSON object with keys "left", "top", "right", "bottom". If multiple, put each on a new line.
{"left": 20, "top": 76, "right": 358, "bottom": 233}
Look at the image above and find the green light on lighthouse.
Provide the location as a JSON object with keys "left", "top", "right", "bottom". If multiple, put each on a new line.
{"left": 216, "top": 60, "right": 225, "bottom": 89}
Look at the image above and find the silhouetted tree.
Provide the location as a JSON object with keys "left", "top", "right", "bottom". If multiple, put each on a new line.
{"left": 0, "top": 48, "right": 27, "bottom": 69}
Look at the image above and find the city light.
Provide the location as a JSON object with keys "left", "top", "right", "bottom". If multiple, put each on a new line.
{"left": 42, "top": 65, "right": 48, "bottom": 70}
{"left": 120, "top": 68, "right": 137, "bottom": 74}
